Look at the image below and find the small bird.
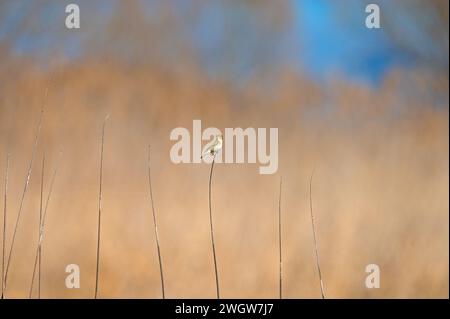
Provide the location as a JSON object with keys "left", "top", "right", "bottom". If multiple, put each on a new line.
{"left": 201, "top": 134, "right": 223, "bottom": 159}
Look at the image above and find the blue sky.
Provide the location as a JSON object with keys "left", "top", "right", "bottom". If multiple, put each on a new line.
{"left": 1, "top": 0, "right": 439, "bottom": 86}
{"left": 293, "top": 0, "right": 414, "bottom": 85}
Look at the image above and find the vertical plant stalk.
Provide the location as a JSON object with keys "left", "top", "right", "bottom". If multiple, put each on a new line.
{"left": 4, "top": 108, "right": 44, "bottom": 291}
{"left": 1, "top": 154, "right": 10, "bottom": 299}
{"left": 38, "top": 155, "right": 44, "bottom": 298}
{"left": 278, "top": 177, "right": 282, "bottom": 299}
{"left": 208, "top": 155, "right": 220, "bottom": 299}
{"left": 95, "top": 115, "right": 108, "bottom": 299}
{"left": 147, "top": 146, "right": 165, "bottom": 299}
{"left": 29, "top": 151, "right": 61, "bottom": 299}
{"left": 309, "top": 169, "right": 325, "bottom": 299}
{"left": 29, "top": 154, "right": 45, "bottom": 299}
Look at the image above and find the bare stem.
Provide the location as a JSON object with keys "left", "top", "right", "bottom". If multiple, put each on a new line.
{"left": 95, "top": 115, "right": 108, "bottom": 299}
{"left": 147, "top": 146, "right": 165, "bottom": 299}
{"left": 1, "top": 154, "right": 10, "bottom": 299}
{"left": 4, "top": 108, "right": 44, "bottom": 290}
{"left": 29, "top": 154, "right": 45, "bottom": 299}
{"left": 38, "top": 154, "right": 44, "bottom": 298}
{"left": 29, "top": 151, "right": 61, "bottom": 299}
{"left": 208, "top": 155, "right": 220, "bottom": 299}
{"left": 278, "top": 177, "right": 282, "bottom": 299}
{"left": 309, "top": 168, "right": 325, "bottom": 299}
{"left": 29, "top": 243, "right": 39, "bottom": 299}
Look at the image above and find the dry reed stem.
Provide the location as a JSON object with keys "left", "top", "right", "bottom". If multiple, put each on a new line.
{"left": 38, "top": 154, "right": 44, "bottom": 298}
{"left": 29, "top": 154, "right": 45, "bottom": 298}
{"left": 95, "top": 115, "right": 108, "bottom": 299}
{"left": 208, "top": 155, "right": 220, "bottom": 299}
{"left": 309, "top": 168, "right": 325, "bottom": 299}
{"left": 1, "top": 154, "right": 10, "bottom": 299}
{"left": 29, "top": 154, "right": 44, "bottom": 298}
{"left": 29, "top": 151, "right": 61, "bottom": 299}
{"left": 278, "top": 177, "right": 282, "bottom": 299}
{"left": 147, "top": 146, "right": 165, "bottom": 298}
{"left": 4, "top": 107, "right": 44, "bottom": 291}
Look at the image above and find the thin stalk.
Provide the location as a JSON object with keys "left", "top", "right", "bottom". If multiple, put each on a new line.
{"left": 147, "top": 146, "right": 165, "bottom": 299}
{"left": 278, "top": 177, "right": 282, "bottom": 299}
{"left": 309, "top": 169, "right": 325, "bottom": 299}
{"left": 38, "top": 154, "right": 44, "bottom": 298}
{"left": 208, "top": 155, "right": 220, "bottom": 299}
{"left": 4, "top": 108, "right": 44, "bottom": 290}
{"left": 95, "top": 115, "right": 108, "bottom": 299}
{"left": 1, "top": 154, "right": 10, "bottom": 299}
{"left": 29, "top": 151, "right": 61, "bottom": 299}
{"left": 29, "top": 154, "right": 45, "bottom": 299}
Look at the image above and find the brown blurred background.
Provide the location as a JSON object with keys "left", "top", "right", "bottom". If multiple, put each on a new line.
{"left": 0, "top": 0, "right": 448, "bottom": 298}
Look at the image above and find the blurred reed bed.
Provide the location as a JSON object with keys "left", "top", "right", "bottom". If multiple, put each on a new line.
{"left": 0, "top": 60, "right": 448, "bottom": 298}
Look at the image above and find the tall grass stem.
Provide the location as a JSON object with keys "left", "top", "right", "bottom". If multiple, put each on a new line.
{"left": 309, "top": 169, "right": 325, "bottom": 299}
{"left": 95, "top": 115, "right": 108, "bottom": 299}
{"left": 278, "top": 177, "right": 282, "bottom": 299}
{"left": 208, "top": 155, "right": 220, "bottom": 299}
{"left": 1, "top": 154, "right": 10, "bottom": 299}
{"left": 147, "top": 146, "right": 165, "bottom": 299}
{"left": 29, "top": 151, "right": 61, "bottom": 298}
{"left": 4, "top": 108, "right": 44, "bottom": 290}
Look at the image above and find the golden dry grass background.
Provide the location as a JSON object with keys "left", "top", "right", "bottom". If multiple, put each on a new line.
{"left": 0, "top": 60, "right": 448, "bottom": 298}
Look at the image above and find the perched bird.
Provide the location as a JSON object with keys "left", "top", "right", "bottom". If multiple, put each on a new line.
{"left": 201, "top": 134, "right": 223, "bottom": 159}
